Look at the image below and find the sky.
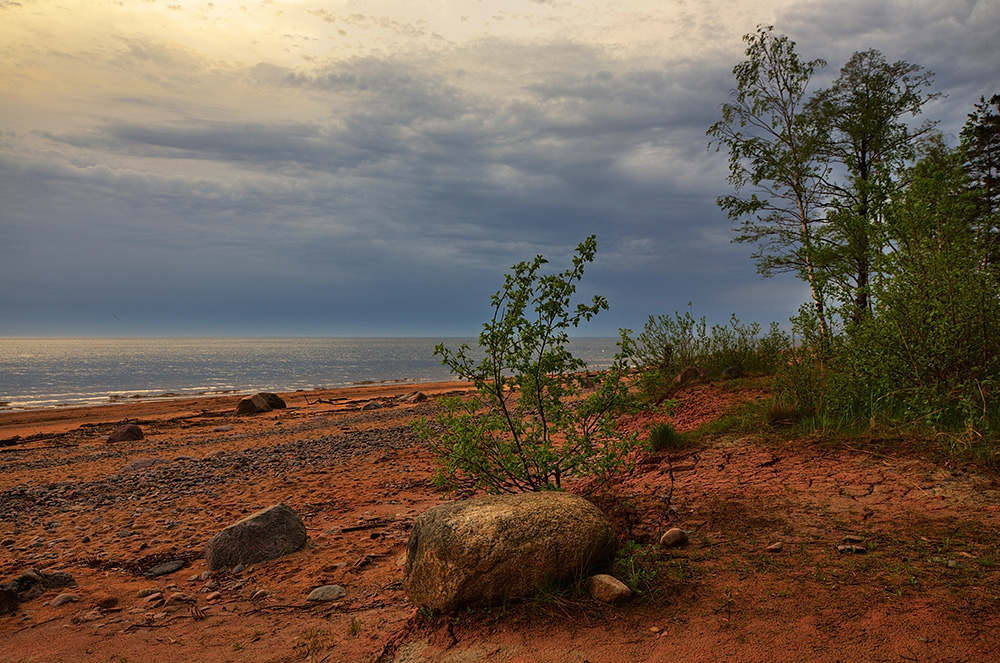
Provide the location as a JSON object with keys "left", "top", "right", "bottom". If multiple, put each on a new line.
{"left": 1, "top": 0, "right": 998, "bottom": 337}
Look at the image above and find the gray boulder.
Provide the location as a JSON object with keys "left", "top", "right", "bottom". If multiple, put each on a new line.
{"left": 204, "top": 503, "right": 307, "bottom": 571}
{"left": 0, "top": 569, "right": 77, "bottom": 614}
{"left": 403, "top": 492, "right": 616, "bottom": 611}
{"left": 107, "top": 423, "right": 144, "bottom": 442}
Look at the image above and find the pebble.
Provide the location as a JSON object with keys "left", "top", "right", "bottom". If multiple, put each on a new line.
{"left": 50, "top": 593, "right": 79, "bottom": 607}
{"left": 659, "top": 527, "right": 688, "bottom": 548}
{"left": 165, "top": 592, "right": 195, "bottom": 605}
{"left": 766, "top": 542, "right": 783, "bottom": 553}
{"left": 137, "top": 588, "right": 161, "bottom": 598}
{"left": 250, "top": 589, "right": 269, "bottom": 600}
{"left": 144, "top": 560, "right": 185, "bottom": 578}
{"left": 205, "top": 591, "right": 222, "bottom": 602}
{"left": 306, "top": 585, "right": 346, "bottom": 602}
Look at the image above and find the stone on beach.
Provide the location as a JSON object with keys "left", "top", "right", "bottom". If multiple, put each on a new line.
{"left": 107, "top": 423, "right": 144, "bottom": 443}
{"left": 204, "top": 503, "right": 307, "bottom": 571}
{"left": 307, "top": 585, "right": 347, "bottom": 602}
{"left": 587, "top": 574, "right": 632, "bottom": 604}
{"left": 236, "top": 392, "right": 286, "bottom": 414}
{"left": 403, "top": 491, "right": 617, "bottom": 611}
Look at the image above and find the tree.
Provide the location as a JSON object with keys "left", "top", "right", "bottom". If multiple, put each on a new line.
{"left": 708, "top": 25, "right": 831, "bottom": 342}
{"left": 808, "top": 50, "right": 941, "bottom": 325}
{"left": 415, "top": 236, "right": 639, "bottom": 493}
{"left": 961, "top": 93, "right": 1000, "bottom": 270}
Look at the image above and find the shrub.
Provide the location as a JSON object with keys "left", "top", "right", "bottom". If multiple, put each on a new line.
{"left": 415, "top": 236, "right": 640, "bottom": 493}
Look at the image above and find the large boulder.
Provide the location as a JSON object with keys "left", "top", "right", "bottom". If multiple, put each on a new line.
{"left": 403, "top": 492, "right": 616, "bottom": 611}
{"left": 204, "top": 503, "right": 307, "bottom": 571}
{"left": 235, "top": 392, "right": 286, "bottom": 415}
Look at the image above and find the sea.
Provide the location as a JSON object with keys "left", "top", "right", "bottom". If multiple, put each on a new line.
{"left": 0, "top": 337, "right": 624, "bottom": 411}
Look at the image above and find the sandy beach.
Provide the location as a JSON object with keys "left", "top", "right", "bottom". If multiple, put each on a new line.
{"left": 2, "top": 380, "right": 999, "bottom": 662}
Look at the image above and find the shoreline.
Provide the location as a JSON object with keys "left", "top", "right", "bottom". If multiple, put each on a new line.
{"left": 0, "top": 379, "right": 471, "bottom": 442}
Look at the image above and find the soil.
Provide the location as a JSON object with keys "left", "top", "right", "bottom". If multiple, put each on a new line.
{"left": 1, "top": 380, "right": 999, "bottom": 662}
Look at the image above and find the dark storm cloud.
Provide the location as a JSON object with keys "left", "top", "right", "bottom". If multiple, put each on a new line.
{"left": 2, "top": 1, "right": 997, "bottom": 336}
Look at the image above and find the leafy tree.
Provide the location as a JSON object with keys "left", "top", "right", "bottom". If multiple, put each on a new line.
{"left": 832, "top": 136, "right": 999, "bottom": 429}
{"left": 808, "top": 50, "right": 941, "bottom": 325}
{"left": 961, "top": 93, "right": 1000, "bottom": 270}
{"left": 707, "top": 25, "right": 831, "bottom": 342}
{"left": 415, "top": 236, "right": 639, "bottom": 493}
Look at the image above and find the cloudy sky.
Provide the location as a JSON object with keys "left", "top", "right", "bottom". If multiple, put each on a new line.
{"left": 1, "top": 0, "right": 997, "bottom": 337}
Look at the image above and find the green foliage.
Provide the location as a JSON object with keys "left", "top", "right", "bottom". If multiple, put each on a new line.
{"left": 613, "top": 540, "right": 662, "bottom": 595}
{"left": 646, "top": 422, "right": 686, "bottom": 452}
{"left": 707, "top": 24, "right": 832, "bottom": 340}
{"left": 633, "top": 307, "right": 790, "bottom": 402}
{"left": 415, "top": 236, "right": 640, "bottom": 493}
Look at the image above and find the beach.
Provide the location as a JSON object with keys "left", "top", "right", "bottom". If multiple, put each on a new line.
{"left": 2, "top": 381, "right": 999, "bottom": 662}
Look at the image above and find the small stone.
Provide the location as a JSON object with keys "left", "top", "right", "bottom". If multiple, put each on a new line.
{"left": 946, "top": 559, "right": 963, "bottom": 569}
{"left": 766, "top": 542, "right": 783, "bottom": 553}
{"left": 165, "top": 592, "right": 195, "bottom": 605}
{"left": 361, "top": 401, "right": 383, "bottom": 410}
{"left": 144, "top": 560, "right": 185, "bottom": 578}
{"left": 650, "top": 626, "right": 661, "bottom": 634}
{"left": 586, "top": 574, "right": 632, "bottom": 604}
{"left": 212, "top": 425, "right": 234, "bottom": 433}
{"left": 841, "top": 535, "right": 864, "bottom": 544}
{"left": 73, "top": 608, "right": 103, "bottom": 623}
{"left": 250, "top": 589, "right": 269, "bottom": 600}
{"left": 137, "top": 588, "right": 161, "bottom": 598}
{"left": 1, "top": 538, "right": 15, "bottom": 547}
{"left": 659, "top": 527, "right": 688, "bottom": 548}
{"left": 205, "top": 591, "right": 222, "bottom": 602}
{"left": 232, "top": 563, "right": 246, "bottom": 574}
{"left": 142, "top": 593, "right": 165, "bottom": 607}
{"left": 200, "top": 570, "right": 212, "bottom": 581}
{"left": 80, "top": 536, "right": 91, "bottom": 544}
{"left": 51, "top": 593, "right": 79, "bottom": 607}
{"left": 306, "top": 585, "right": 347, "bottom": 602}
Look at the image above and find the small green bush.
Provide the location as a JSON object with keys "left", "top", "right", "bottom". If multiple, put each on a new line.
{"left": 414, "top": 236, "right": 640, "bottom": 493}
{"left": 646, "top": 422, "right": 686, "bottom": 452}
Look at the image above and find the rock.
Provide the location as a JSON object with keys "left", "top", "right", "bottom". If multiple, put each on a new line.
{"left": 0, "top": 587, "right": 18, "bottom": 615}
{"left": 398, "top": 392, "right": 428, "bottom": 403}
{"left": 144, "top": 560, "right": 185, "bottom": 578}
{"left": 51, "top": 593, "right": 79, "bottom": 607}
{"left": 203, "top": 503, "right": 307, "bottom": 571}
{"left": 107, "top": 423, "right": 144, "bottom": 443}
{"left": 165, "top": 592, "right": 195, "bottom": 605}
{"left": 306, "top": 585, "right": 346, "bottom": 602}
{"left": 721, "top": 366, "right": 743, "bottom": 379}
{"left": 212, "top": 425, "right": 234, "bottom": 432}
{"left": 236, "top": 394, "right": 273, "bottom": 415}
{"left": 766, "top": 542, "right": 784, "bottom": 553}
{"left": 586, "top": 574, "right": 632, "bottom": 604}
{"left": 361, "top": 401, "right": 383, "bottom": 410}
{"left": 258, "top": 393, "right": 286, "bottom": 409}
{"left": 250, "top": 589, "right": 269, "bottom": 600}
{"left": 671, "top": 366, "right": 709, "bottom": 387}
{"left": 659, "top": 527, "right": 688, "bottom": 548}
{"left": 205, "top": 591, "right": 222, "bottom": 602}
{"left": 120, "top": 457, "right": 170, "bottom": 473}
{"left": 3, "top": 568, "right": 77, "bottom": 603}
{"left": 403, "top": 492, "right": 616, "bottom": 611}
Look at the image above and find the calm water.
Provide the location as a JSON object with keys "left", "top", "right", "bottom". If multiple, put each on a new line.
{"left": 0, "top": 337, "right": 623, "bottom": 410}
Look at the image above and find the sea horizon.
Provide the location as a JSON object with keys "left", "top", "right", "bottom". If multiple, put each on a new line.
{"left": 0, "top": 336, "right": 624, "bottom": 411}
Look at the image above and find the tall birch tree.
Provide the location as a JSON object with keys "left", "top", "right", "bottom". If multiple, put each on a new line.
{"left": 708, "top": 25, "right": 831, "bottom": 342}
